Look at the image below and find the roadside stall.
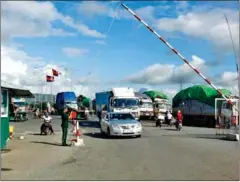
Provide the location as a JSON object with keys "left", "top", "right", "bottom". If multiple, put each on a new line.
{"left": 1, "top": 81, "right": 34, "bottom": 150}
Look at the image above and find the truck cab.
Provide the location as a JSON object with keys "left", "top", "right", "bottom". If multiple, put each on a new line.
{"left": 56, "top": 92, "right": 78, "bottom": 111}
{"left": 139, "top": 98, "right": 153, "bottom": 119}
{"left": 12, "top": 98, "right": 27, "bottom": 112}
{"left": 153, "top": 98, "right": 171, "bottom": 121}
{"left": 96, "top": 88, "right": 141, "bottom": 120}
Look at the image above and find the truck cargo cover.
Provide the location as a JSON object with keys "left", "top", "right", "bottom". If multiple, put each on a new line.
{"left": 143, "top": 90, "right": 168, "bottom": 101}
{"left": 134, "top": 92, "right": 151, "bottom": 100}
{"left": 78, "top": 94, "right": 91, "bottom": 107}
{"left": 172, "top": 85, "right": 232, "bottom": 107}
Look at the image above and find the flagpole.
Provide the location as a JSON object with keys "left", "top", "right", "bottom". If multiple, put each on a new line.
{"left": 51, "top": 80, "right": 53, "bottom": 104}
{"left": 41, "top": 80, "right": 44, "bottom": 113}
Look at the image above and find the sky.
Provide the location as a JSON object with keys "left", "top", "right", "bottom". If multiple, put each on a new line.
{"left": 1, "top": 0, "right": 239, "bottom": 99}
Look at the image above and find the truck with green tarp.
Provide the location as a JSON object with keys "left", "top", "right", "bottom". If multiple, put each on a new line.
{"left": 143, "top": 90, "right": 171, "bottom": 122}
{"left": 172, "top": 85, "right": 232, "bottom": 128}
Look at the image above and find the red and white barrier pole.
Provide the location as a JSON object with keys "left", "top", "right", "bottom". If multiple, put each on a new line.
{"left": 121, "top": 2, "right": 239, "bottom": 140}
{"left": 121, "top": 3, "right": 236, "bottom": 107}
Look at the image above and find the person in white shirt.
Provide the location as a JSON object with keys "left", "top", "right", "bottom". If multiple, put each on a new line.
{"left": 166, "top": 111, "right": 172, "bottom": 125}
{"left": 41, "top": 112, "right": 54, "bottom": 134}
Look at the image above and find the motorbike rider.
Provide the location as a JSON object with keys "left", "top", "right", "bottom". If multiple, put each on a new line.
{"left": 166, "top": 110, "right": 173, "bottom": 125}
{"left": 41, "top": 112, "right": 54, "bottom": 134}
{"left": 35, "top": 108, "right": 40, "bottom": 118}
{"left": 176, "top": 110, "right": 183, "bottom": 126}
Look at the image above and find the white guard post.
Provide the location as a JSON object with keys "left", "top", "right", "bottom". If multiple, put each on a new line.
{"left": 72, "top": 121, "right": 85, "bottom": 147}
{"left": 72, "top": 120, "right": 77, "bottom": 134}
{"left": 215, "top": 98, "right": 239, "bottom": 141}
{"left": 215, "top": 98, "right": 226, "bottom": 135}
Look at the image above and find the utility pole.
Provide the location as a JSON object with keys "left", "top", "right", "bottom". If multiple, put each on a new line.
{"left": 224, "top": 14, "right": 238, "bottom": 72}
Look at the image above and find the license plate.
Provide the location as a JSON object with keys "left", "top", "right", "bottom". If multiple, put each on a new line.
{"left": 146, "top": 113, "right": 149, "bottom": 116}
{"left": 123, "top": 129, "right": 132, "bottom": 133}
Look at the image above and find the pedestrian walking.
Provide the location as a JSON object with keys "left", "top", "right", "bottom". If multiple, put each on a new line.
{"left": 61, "top": 107, "right": 70, "bottom": 146}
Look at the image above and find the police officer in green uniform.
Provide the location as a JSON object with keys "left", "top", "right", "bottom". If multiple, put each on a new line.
{"left": 61, "top": 107, "right": 69, "bottom": 146}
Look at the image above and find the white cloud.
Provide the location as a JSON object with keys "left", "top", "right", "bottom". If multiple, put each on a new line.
{"left": 76, "top": 74, "right": 100, "bottom": 85}
{"left": 62, "top": 47, "right": 89, "bottom": 57}
{"left": 124, "top": 55, "right": 207, "bottom": 85}
{"left": 61, "top": 16, "right": 106, "bottom": 38}
{"left": 213, "top": 71, "right": 238, "bottom": 95}
{"left": 1, "top": 1, "right": 105, "bottom": 42}
{"left": 1, "top": 45, "right": 95, "bottom": 98}
{"left": 154, "top": 7, "right": 239, "bottom": 53}
{"left": 77, "top": 1, "right": 109, "bottom": 17}
{"left": 220, "top": 72, "right": 238, "bottom": 83}
{"left": 77, "top": 1, "right": 156, "bottom": 22}
{"left": 175, "top": 1, "right": 189, "bottom": 14}
{"left": 96, "top": 40, "right": 107, "bottom": 45}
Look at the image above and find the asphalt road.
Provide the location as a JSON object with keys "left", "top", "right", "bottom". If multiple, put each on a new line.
{"left": 2, "top": 114, "right": 239, "bottom": 180}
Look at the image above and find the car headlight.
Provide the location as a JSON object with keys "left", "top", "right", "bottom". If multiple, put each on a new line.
{"left": 136, "top": 123, "right": 142, "bottom": 128}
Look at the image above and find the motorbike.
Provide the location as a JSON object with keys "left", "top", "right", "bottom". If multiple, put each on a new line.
{"left": 155, "top": 113, "right": 165, "bottom": 127}
{"left": 175, "top": 120, "right": 182, "bottom": 131}
{"left": 15, "top": 111, "right": 28, "bottom": 122}
{"left": 41, "top": 116, "right": 52, "bottom": 135}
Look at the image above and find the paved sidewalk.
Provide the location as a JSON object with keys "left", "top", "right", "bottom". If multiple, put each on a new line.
{"left": 1, "top": 116, "right": 85, "bottom": 180}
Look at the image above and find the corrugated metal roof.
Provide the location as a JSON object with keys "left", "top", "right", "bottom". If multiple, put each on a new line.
{"left": 1, "top": 80, "right": 34, "bottom": 98}
{"left": 1, "top": 80, "right": 28, "bottom": 90}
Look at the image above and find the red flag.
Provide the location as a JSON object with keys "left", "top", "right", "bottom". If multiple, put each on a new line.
{"left": 46, "top": 75, "right": 54, "bottom": 82}
{"left": 52, "top": 69, "right": 60, "bottom": 76}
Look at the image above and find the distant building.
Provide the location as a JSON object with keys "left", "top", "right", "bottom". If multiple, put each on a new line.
{"left": 25, "top": 93, "right": 56, "bottom": 104}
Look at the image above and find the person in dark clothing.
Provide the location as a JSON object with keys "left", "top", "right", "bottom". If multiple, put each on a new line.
{"left": 97, "top": 109, "right": 102, "bottom": 122}
{"left": 61, "top": 107, "right": 70, "bottom": 146}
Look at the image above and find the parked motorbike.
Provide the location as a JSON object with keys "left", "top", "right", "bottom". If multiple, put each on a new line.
{"left": 175, "top": 121, "right": 182, "bottom": 131}
{"left": 15, "top": 111, "right": 28, "bottom": 122}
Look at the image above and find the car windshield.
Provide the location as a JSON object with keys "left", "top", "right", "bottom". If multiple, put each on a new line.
{"left": 14, "top": 102, "right": 25, "bottom": 107}
{"left": 112, "top": 98, "right": 139, "bottom": 108}
{"left": 141, "top": 102, "right": 153, "bottom": 108}
{"left": 110, "top": 113, "right": 135, "bottom": 120}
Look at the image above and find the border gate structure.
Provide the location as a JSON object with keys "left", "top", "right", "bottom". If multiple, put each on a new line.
{"left": 215, "top": 98, "right": 239, "bottom": 136}
{"left": 121, "top": 3, "right": 239, "bottom": 140}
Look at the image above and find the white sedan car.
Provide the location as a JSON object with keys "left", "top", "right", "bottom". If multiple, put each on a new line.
{"left": 100, "top": 112, "right": 142, "bottom": 138}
